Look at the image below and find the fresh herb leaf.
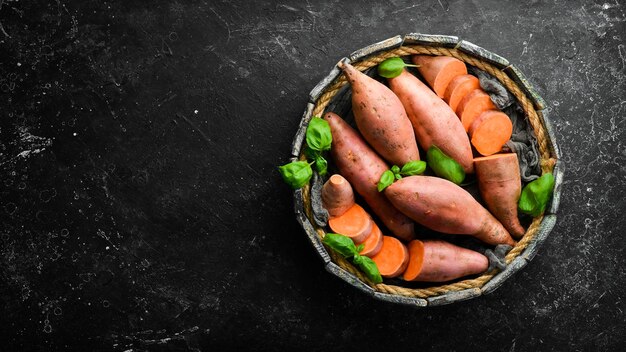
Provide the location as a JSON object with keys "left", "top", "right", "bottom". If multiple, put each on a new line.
{"left": 278, "top": 161, "right": 313, "bottom": 189}
{"left": 306, "top": 117, "right": 332, "bottom": 152}
{"left": 426, "top": 145, "right": 466, "bottom": 185}
{"left": 377, "top": 57, "right": 420, "bottom": 79}
{"left": 314, "top": 155, "right": 328, "bottom": 176}
{"left": 519, "top": 173, "right": 555, "bottom": 217}
{"left": 303, "top": 145, "right": 319, "bottom": 160}
{"left": 352, "top": 255, "right": 383, "bottom": 284}
{"left": 324, "top": 233, "right": 383, "bottom": 284}
{"left": 400, "top": 160, "right": 427, "bottom": 176}
{"left": 391, "top": 165, "right": 400, "bottom": 174}
{"left": 377, "top": 170, "right": 395, "bottom": 192}
{"left": 322, "top": 233, "right": 358, "bottom": 258}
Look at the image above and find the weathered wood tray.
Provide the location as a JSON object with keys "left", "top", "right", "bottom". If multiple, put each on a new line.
{"left": 291, "top": 33, "right": 563, "bottom": 306}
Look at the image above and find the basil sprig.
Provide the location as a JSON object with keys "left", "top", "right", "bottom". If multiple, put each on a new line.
{"left": 518, "top": 173, "right": 555, "bottom": 217}
{"left": 426, "top": 145, "right": 465, "bottom": 185}
{"left": 377, "top": 57, "right": 420, "bottom": 79}
{"left": 377, "top": 160, "right": 427, "bottom": 191}
{"left": 322, "top": 233, "right": 382, "bottom": 284}
{"left": 279, "top": 117, "right": 332, "bottom": 188}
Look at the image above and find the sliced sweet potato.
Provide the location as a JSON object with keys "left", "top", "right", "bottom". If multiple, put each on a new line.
{"left": 328, "top": 204, "right": 373, "bottom": 244}
{"left": 444, "top": 74, "right": 481, "bottom": 112}
{"left": 370, "top": 236, "right": 409, "bottom": 278}
{"left": 469, "top": 111, "right": 513, "bottom": 156}
{"left": 359, "top": 222, "right": 384, "bottom": 257}
{"left": 456, "top": 89, "right": 496, "bottom": 132}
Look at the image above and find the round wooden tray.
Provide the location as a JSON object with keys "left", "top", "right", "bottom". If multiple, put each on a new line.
{"left": 291, "top": 33, "right": 564, "bottom": 307}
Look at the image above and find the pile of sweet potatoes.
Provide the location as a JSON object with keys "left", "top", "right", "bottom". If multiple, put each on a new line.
{"left": 280, "top": 54, "right": 552, "bottom": 284}
{"left": 321, "top": 55, "right": 532, "bottom": 283}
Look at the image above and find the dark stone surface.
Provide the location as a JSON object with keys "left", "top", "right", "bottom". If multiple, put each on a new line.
{"left": 0, "top": 0, "right": 624, "bottom": 351}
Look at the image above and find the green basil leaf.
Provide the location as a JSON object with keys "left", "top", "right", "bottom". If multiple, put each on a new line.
{"left": 391, "top": 165, "right": 400, "bottom": 174}
{"left": 322, "top": 233, "right": 358, "bottom": 258}
{"left": 303, "top": 145, "right": 319, "bottom": 160}
{"left": 355, "top": 243, "right": 365, "bottom": 253}
{"left": 400, "top": 160, "right": 427, "bottom": 176}
{"left": 395, "top": 173, "right": 402, "bottom": 180}
{"left": 377, "top": 170, "right": 395, "bottom": 192}
{"left": 426, "top": 145, "right": 466, "bottom": 185}
{"left": 278, "top": 161, "right": 313, "bottom": 189}
{"left": 519, "top": 173, "right": 555, "bottom": 217}
{"left": 377, "top": 57, "right": 406, "bottom": 78}
{"left": 354, "top": 255, "right": 382, "bottom": 284}
{"left": 306, "top": 117, "right": 332, "bottom": 152}
{"left": 314, "top": 156, "right": 328, "bottom": 176}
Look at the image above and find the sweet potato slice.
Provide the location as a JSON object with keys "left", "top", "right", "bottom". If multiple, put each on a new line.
{"left": 370, "top": 236, "right": 409, "bottom": 278}
{"left": 456, "top": 89, "right": 496, "bottom": 132}
{"left": 469, "top": 111, "right": 513, "bottom": 156}
{"left": 328, "top": 204, "right": 373, "bottom": 244}
{"left": 444, "top": 74, "right": 481, "bottom": 113}
{"left": 359, "top": 222, "right": 384, "bottom": 257}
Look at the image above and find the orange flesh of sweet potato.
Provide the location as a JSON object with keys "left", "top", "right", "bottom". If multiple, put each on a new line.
{"left": 456, "top": 89, "right": 497, "bottom": 132}
{"left": 370, "top": 236, "right": 409, "bottom": 278}
{"left": 328, "top": 204, "right": 373, "bottom": 244}
{"left": 359, "top": 222, "right": 384, "bottom": 257}
{"left": 444, "top": 74, "right": 481, "bottom": 113}
{"left": 469, "top": 110, "right": 513, "bottom": 156}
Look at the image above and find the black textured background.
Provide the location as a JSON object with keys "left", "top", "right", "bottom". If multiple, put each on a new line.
{"left": 1, "top": 0, "right": 625, "bottom": 351}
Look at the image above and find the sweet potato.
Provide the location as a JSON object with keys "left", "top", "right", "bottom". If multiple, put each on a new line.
{"left": 444, "top": 74, "right": 481, "bottom": 112}
{"left": 456, "top": 89, "right": 497, "bottom": 132}
{"left": 328, "top": 204, "right": 373, "bottom": 244}
{"left": 359, "top": 222, "right": 384, "bottom": 257}
{"left": 474, "top": 153, "right": 525, "bottom": 239}
{"left": 387, "top": 69, "right": 474, "bottom": 174}
{"left": 469, "top": 110, "right": 513, "bottom": 156}
{"left": 384, "top": 175, "right": 516, "bottom": 246}
{"left": 322, "top": 174, "right": 355, "bottom": 217}
{"left": 403, "top": 239, "right": 489, "bottom": 282}
{"left": 412, "top": 55, "right": 467, "bottom": 98}
{"left": 338, "top": 61, "right": 420, "bottom": 166}
{"left": 324, "top": 112, "right": 415, "bottom": 241}
{"left": 370, "top": 236, "right": 409, "bottom": 278}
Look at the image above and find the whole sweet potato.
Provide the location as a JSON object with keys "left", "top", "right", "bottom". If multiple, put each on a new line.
{"left": 384, "top": 175, "right": 515, "bottom": 246}
{"left": 387, "top": 69, "right": 474, "bottom": 174}
{"left": 339, "top": 61, "right": 420, "bottom": 166}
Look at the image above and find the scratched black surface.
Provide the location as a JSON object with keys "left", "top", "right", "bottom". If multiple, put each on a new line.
{"left": 1, "top": 0, "right": 625, "bottom": 351}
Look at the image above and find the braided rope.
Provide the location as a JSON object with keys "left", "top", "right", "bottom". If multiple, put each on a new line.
{"left": 303, "top": 44, "right": 556, "bottom": 299}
